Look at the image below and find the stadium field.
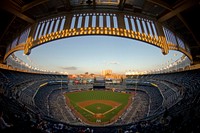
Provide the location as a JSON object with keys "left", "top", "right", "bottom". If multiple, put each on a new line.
{"left": 65, "top": 90, "right": 132, "bottom": 125}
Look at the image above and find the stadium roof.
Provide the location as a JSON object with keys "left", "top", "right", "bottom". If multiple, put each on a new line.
{"left": 0, "top": 0, "right": 200, "bottom": 63}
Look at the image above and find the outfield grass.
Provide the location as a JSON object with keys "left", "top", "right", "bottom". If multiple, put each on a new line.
{"left": 65, "top": 90, "right": 131, "bottom": 124}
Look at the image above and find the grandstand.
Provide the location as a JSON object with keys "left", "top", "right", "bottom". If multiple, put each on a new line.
{"left": 0, "top": 67, "right": 200, "bottom": 132}
{"left": 0, "top": 0, "right": 200, "bottom": 133}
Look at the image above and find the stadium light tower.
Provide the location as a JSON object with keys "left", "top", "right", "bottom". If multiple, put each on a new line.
{"left": 61, "top": 78, "right": 63, "bottom": 89}
{"left": 135, "top": 74, "right": 139, "bottom": 96}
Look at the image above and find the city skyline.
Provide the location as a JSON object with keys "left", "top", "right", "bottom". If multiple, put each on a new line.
{"left": 14, "top": 35, "right": 184, "bottom": 74}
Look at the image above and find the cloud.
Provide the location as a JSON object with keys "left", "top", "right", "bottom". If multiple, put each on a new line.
{"left": 103, "top": 61, "right": 120, "bottom": 65}
{"left": 60, "top": 66, "right": 78, "bottom": 70}
{"left": 109, "top": 61, "right": 120, "bottom": 65}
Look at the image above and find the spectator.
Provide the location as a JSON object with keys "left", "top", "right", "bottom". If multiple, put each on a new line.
{"left": 0, "top": 110, "right": 13, "bottom": 132}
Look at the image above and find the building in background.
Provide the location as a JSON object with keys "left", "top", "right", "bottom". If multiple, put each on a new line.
{"left": 101, "top": 69, "right": 112, "bottom": 76}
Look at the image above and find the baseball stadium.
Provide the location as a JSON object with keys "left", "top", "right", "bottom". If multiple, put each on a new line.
{"left": 0, "top": 0, "right": 200, "bottom": 133}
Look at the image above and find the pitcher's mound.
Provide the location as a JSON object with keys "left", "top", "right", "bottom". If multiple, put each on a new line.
{"left": 97, "top": 106, "right": 101, "bottom": 110}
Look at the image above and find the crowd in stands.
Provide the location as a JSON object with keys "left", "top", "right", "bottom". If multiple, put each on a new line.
{"left": 0, "top": 67, "right": 200, "bottom": 133}
{"left": 117, "top": 91, "right": 149, "bottom": 124}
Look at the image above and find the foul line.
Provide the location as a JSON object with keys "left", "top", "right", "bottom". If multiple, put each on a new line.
{"left": 103, "top": 105, "right": 120, "bottom": 115}
{"left": 79, "top": 105, "right": 95, "bottom": 115}
{"left": 78, "top": 103, "right": 121, "bottom": 116}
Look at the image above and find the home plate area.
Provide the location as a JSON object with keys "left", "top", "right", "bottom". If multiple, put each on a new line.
{"left": 78, "top": 100, "right": 121, "bottom": 121}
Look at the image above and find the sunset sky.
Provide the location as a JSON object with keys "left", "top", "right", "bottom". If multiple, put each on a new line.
{"left": 14, "top": 35, "right": 183, "bottom": 74}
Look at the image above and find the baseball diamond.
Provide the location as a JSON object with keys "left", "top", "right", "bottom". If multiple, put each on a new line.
{"left": 65, "top": 90, "right": 132, "bottom": 125}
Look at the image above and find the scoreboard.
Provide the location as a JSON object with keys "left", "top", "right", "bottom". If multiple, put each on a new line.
{"left": 93, "top": 76, "right": 105, "bottom": 89}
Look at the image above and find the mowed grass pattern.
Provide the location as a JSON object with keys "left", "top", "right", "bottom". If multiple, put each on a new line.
{"left": 65, "top": 90, "right": 131, "bottom": 124}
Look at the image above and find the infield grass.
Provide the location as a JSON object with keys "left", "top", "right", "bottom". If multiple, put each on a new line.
{"left": 85, "top": 103, "right": 112, "bottom": 113}
{"left": 65, "top": 90, "right": 131, "bottom": 124}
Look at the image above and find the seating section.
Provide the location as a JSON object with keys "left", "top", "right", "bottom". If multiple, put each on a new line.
{"left": 48, "top": 89, "right": 79, "bottom": 124}
{"left": 0, "top": 68, "right": 200, "bottom": 133}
